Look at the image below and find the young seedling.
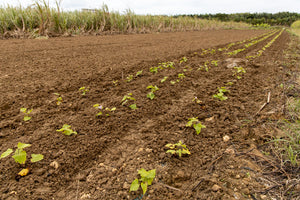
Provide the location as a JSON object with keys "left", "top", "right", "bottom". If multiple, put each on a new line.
{"left": 186, "top": 117, "right": 206, "bottom": 135}
{"left": 56, "top": 124, "right": 77, "bottom": 136}
{"left": 93, "top": 104, "right": 116, "bottom": 117}
{"left": 149, "top": 67, "right": 158, "bottom": 73}
{"left": 161, "top": 76, "right": 168, "bottom": 83}
{"left": 165, "top": 140, "right": 191, "bottom": 157}
{"left": 170, "top": 81, "right": 176, "bottom": 85}
{"left": 147, "top": 85, "right": 159, "bottom": 100}
{"left": 1, "top": 143, "right": 44, "bottom": 165}
{"left": 211, "top": 60, "right": 218, "bottom": 67}
{"left": 20, "top": 108, "right": 33, "bottom": 122}
{"left": 159, "top": 62, "right": 175, "bottom": 69}
{"left": 178, "top": 73, "right": 185, "bottom": 79}
{"left": 126, "top": 75, "right": 133, "bottom": 82}
{"left": 179, "top": 57, "right": 188, "bottom": 64}
{"left": 213, "top": 87, "right": 229, "bottom": 101}
{"left": 130, "top": 168, "right": 156, "bottom": 195}
{"left": 121, "top": 93, "right": 137, "bottom": 110}
{"left": 233, "top": 66, "right": 246, "bottom": 79}
{"left": 79, "top": 87, "right": 89, "bottom": 95}
{"left": 54, "top": 93, "right": 62, "bottom": 105}
{"left": 136, "top": 70, "right": 143, "bottom": 77}
{"left": 112, "top": 80, "right": 119, "bottom": 86}
{"left": 198, "top": 61, "right": 210, "bottom": 72}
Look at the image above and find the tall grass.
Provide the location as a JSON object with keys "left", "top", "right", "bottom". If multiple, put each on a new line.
{"left": 0, "top": 1, "right": 250, "bottom": 38}
{"left": 291, "top": 20, "right": 300, "bottom": 37}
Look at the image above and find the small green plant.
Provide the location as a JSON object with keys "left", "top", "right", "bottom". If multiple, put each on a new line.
{"left": 126, "top": 75, "right": 133, "bottom": 82}
{"left": 159, "top": 61, "right": 175, "bottom": 69}
{"left": 112, "top": 80, "right": 119, "bottom": 86}
{"left": 165, "top": 141, "right": 191, "bottom": 157}
{"left": 213, "top": 87, "right": 229, "bottom": 101}
{"left": 136, "top": 70, "right": 143, "bottom": 77}
{"left": 233, "top": 66, "right": 246, "bottom": 79}
{"left": 147, "top": 85, "right": 159, "bottom": 100}
{"left": 54, "top": 93, "right": 62, "bottom": 105}
{"left": 1, "top": 143, "right": 44, "bottom": 165}
{"left": 198, "top": 61, "right": 210, "bottom": 72}
{"left": 121, "top": 93, "right": 137, "bottom": 109}
{"left": 149, "top": 67, "right": 158, "bottom": 73}
{"left": 186, "top": 117, "right": 206, "bottom": 135}
{"left": 93, "top": 104, "right": 116, "bottom": 116}
{"left": 179, "top": 57, "right": 187, "bottom": 64}
{"left": 20, "top": 108, "right": 33, "bottom": 122}
{"left": 79, "top": 87, "right": 89, "bottom": 95}
{"left": 56, "top": 124, "right": 77, "bottom": 136}
{"left": 129, "top": 104, "right": 137, "bottom": 110}
{"left": 170, "top": 80, "right": 176, "bottom": 85}
{"left": 211, "top": 60, "right": 218, "bottom": 67}
{"left": 161, "top": 76, "right": 168, "bottom": 83}
{"left": 178, "top": 73, "right": 185, "bottom": 79}
{"left": 130, "top": 168, "right": 156, "bottom": 195}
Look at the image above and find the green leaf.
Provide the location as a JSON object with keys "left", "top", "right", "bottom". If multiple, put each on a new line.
{"left": 182, "top": 149, "right": 191, "bottom": 155}
{"left": 147, "top": 169, "right": 156, "bottom": 182}
{"left": 20, "top": 108, "right": 27, "bottom": 113}
{"left": 23, "top": 116, "right": 31, "bottom": 122}
{"left": 129, "top": 104, "right": 137, "bottom": 110}
{"left": 138, "top": 168, "right": 148, "bottom": 177}
{"left": 111, "top": 107, "right": 116, "bottom": 111}
{"left": 23, "top": 116, "right": 31, "bottom": 121}
{"left": 193, "top": 123, "right": 206, "bottom": 135}
{"left": 12, "top": 149, "right": 27, "bottom": 164}
{"left": 136, "top": 70, "right": 143, "bottom": 76}
{"left": 93, "top": 104, "right": 100, "bottom": 108}
{"left": 129, "top": 179, "right": 139, "bottom": 192}
{"left": 166, "top": 150, "right": 176, "bottom": 154}
{"left": 31, "top": 154, "right": 44, "bottom": 163}
{"left": 161, "top": 76, "right": 168, "bottom": 83}
{"left": 27, "top": 109, "right": 33, "bottom": 114}
{"left": 0, "top": 148, "right": 13, "bottom": 159}
{"left": 141, "top": 182, "right": 148, "bottom": 194}
{"left": 17, "top": 143, "right": 31, "bottom": 149}
{"left": 53, "top": 93, "right": 60, "bottom": 96}
{"left": 56, "top": 124, "right": 77, "bottom": 136}
{"left": 147, "top": 92, "right": 155, "bottom": 100}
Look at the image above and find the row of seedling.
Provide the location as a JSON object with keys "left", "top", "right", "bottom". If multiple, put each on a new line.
{"left": 226, "top": 29, "right": 280, "bottom": 56}
{"left": 246, "top": 28, "right": 284, "bottom": 60}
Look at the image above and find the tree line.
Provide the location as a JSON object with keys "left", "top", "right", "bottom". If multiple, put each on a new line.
{"left": 175, "top": 12, "right": 300, "bottom": 26}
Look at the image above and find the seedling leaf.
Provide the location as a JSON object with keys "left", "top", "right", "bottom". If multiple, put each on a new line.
{"left": 147, "top": 92, "right": 155, "bottom": 100}
{"left": 129, "top": 178, "right": 139, "bottom": 192}
{"left": 12, "top": 149, "right": 27, "bottom": 164}
{"left": 141, "top": 182, "right": 148, "bottom": 194}
{"left": 31, "top": 154, "right": 44, "bottom": 163}
{"left": 18, "top": 143, "right": 31, "bottom": 149}
{"left": 129, "top": 104, "right": 137, "bottom": 110}
{"left": 193, "top": 123, "right": 206, "bottom": 135}
{"left": 0, "top": 148, "right": 13, "bottom": 159}
{"left": 23, "top": 116, "right": 31, "bottom": 121}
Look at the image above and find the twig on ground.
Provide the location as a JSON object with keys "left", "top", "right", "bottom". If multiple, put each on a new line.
{"left": 254, "top": 92, "right": 271, "bottom": 117}
{"left": 192, "top": 178, "right": 204, "bottom": 191}
{"left": 157, "top": 182, "right": 183, "bottom": 192}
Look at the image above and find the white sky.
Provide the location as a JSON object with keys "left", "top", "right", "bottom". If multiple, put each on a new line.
{"left": 1, "top": 0, "right": 299, "bottom": 15}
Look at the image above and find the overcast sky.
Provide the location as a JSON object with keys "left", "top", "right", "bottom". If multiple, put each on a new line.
{"left": 1, "top": 0, "right": 299, "bottom": 15}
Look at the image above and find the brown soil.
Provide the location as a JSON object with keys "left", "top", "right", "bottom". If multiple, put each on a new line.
{"left": 0, "top": 30, "right": 294, "bottom": 200}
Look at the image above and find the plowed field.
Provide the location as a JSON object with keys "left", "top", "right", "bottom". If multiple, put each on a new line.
{"left": 0, "top": 29, "right": 291, "bottom": 200}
